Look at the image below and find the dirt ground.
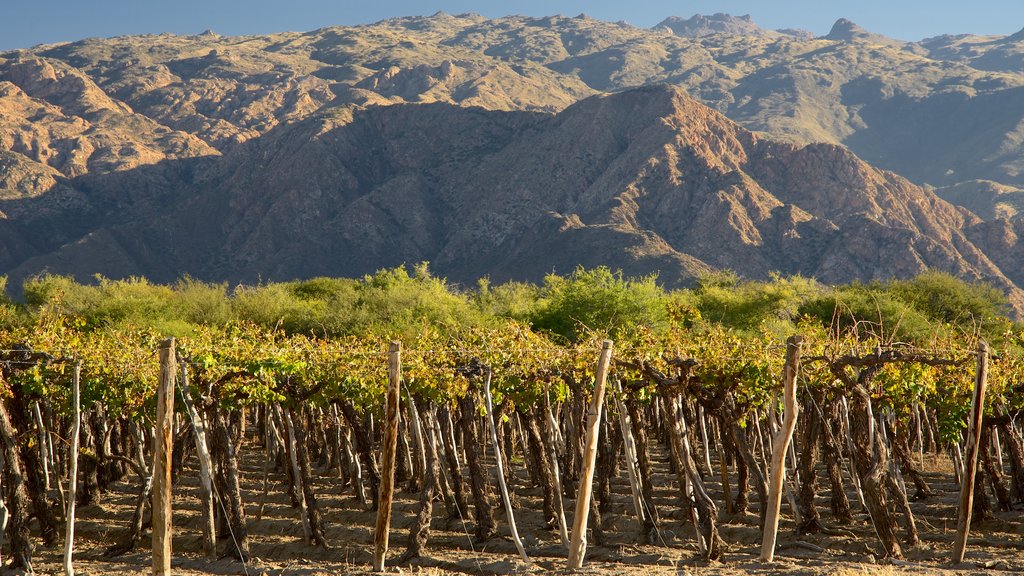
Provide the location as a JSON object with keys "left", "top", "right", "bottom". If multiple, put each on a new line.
{"left": 20, "top": 440, "right": 1024, "bottom": 576}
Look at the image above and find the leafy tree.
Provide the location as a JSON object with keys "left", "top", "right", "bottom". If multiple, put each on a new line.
{"left": 531, "top": 266, "right": 668, "bottom": 342}
{"left": 887, "top": 271, "right": 1011, "bottom": 339}
{"left": 798, "top": 282, "right": 935, "bottom": 343}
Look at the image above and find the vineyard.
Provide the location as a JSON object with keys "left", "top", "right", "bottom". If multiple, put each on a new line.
{"left": 1, "top": 266, "right": 1023, "bottom": 575}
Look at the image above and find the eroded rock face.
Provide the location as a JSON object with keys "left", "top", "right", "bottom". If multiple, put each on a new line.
{"left": 0, "top": 56, "right": 216, "bottom": 178}
{"left": 1, "top": 15, "right": 1024, "bottom": 309}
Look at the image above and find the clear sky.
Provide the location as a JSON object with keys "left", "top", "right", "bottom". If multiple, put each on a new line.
{"left": 3, "top": 1, "right": 1023, "bottom": 51}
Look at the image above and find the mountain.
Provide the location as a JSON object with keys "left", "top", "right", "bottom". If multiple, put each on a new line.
{"left": 920, "top": 27, "right": 1024, "bottom": 72}
{"left": 823, "top": 18, "right": 902, "bottom": 46}
{"left": 1, "top": 14, "right": 1024, "bottom": 307}
{"left": 4, "top": 13, "right": 1023, "bottom": 195}
{"left": 656, "top": 14, "right": 811, "bottom": 39}
{"left": 1, "top": 85, "right": 1020, "bottom": 310}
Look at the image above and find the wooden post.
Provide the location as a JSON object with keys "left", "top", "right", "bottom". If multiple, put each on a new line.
{"left": 952, "top": 340, "right": 989, "bottom": 564}
{"left": 760, "top": 335, "right": 802, "bottom": 562}
{"left": 179, "top": 362, "right": 217, "bottom": 557}
{"left": 373, "top": 341, "right": 401, "bottom": 572}
{"left": 483, "top": 370, "right": 530, "bottom": 563}
{"left": 63, "top": 361, "right": 81, "bottom": 576}
{"left": 567, "top": 340, "right": 613, "bottom": 570}
{"left": 153, "top": 338, "right": 175, "bottom": 576}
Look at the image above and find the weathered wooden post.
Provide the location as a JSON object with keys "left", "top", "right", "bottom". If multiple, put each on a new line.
{"left": 63, "top": 361, "right": 82, "bottom": 576}
{"left": 153, "top": 338, "right": 176, "bottom": 576}
{"left": 952, "top": 340, "right": 989, "bottom": 564}
{"left": 373, "top": 341, "right": 402, "bottom": 571}
{"left": 567, "top": 339, "right": 613, "bottom": 570}
{"left": 760, "top": 335, "right": 802, "bottom": 562}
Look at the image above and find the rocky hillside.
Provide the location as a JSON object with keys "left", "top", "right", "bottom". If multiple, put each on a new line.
{"left": 0, "top": 84, "right": 1020, "bottom": 307}
{"left": 3, "top": 13, "right": 1022, "bottom": 191}
{"left": 1, "top": 13, "right": 1023, "bottom": 306}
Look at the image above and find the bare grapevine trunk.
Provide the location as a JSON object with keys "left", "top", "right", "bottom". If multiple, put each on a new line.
{"left": 882, "top": 449, "right": 919, "bottom": 547}
{"left": 724, "top": 396, "right": 767, "bottom": 528}
{"left": 795, "top": 391, "right": 822, "bottom": 534}
{"left": 403, "top": 405, "right": 439, "bottom": 560}
{"left": 980, "top": 427, "right": 1013, "bottom": 512}
{"left": 211, "top": 407, "right": 251, "bottom": 561}
{"left": 0, "top": 398, "right": 34, "bottom": 570}
{"left": 103, "top": 424, "right": 154, "bottom": 557}
{"left": 523, "top": 408, "right": 557, "bottom": 529}
{"left": 78, "top": 409, "right": 100, "bottom": 505}
{"left": 628, "top": 399, "right": 660, "bottom": 543}
{"left": 997, "top": 421, "right": 1024, "bottom": 503}
{"left": 396, "top": 410, "right": 412, "bottom": 489}
{"left": 289, "top": 408, "right": 329, "bottom": 547}
{"left": 666, "top": 395, "right": 722, "bottom": 560}
{"left": 720, "top": 415, "right": 750, "bottom": 514}
{"left": 439, "top": 406, "right": 469, "bottom": 521}
{"left": 459, "top": 393, "right": 496, "bottom": 541}
{"left": 849, "top": 387, "right": 902, "bottom": 558}
{"left": 893, "top": 423, "right": 932, "bottom": 500}
{"left": 972, "top": 464, "right": 994, "bottom": 524}
{"left": 10, "top": 395, "right": 60, "bottom": 546}
{"left": 596, "top": 416, "right": 613, "bottom": 513}
{"left": 339, "top": 401, "right": 382, "bottom": 510}
{"left": 821, "top": 398, "right": 853, "bottom": 522}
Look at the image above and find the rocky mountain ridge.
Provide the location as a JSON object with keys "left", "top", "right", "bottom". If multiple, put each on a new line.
{"left": 0, "top": 13, "right": 1023, "bottom": 308}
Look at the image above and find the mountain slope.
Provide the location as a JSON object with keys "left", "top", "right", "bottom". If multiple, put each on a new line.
{"left": 4, "top": 86, "right": 1019, "bottom": 310}
{"left": 5, "top": 13, "right": 1024, "bottom": 195}
{"left": 2, "top": 15, "right": 1024, "bottom": 308}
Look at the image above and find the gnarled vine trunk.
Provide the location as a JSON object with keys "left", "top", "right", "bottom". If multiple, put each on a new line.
{"left": 459, "top": 393, "right": 496, "bottom": 541}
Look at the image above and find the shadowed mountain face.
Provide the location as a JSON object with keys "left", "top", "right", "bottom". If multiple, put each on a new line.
{"left": 1, "top": 14, "right": 1023, "bottom": 306}
{"left": 1, "top": 85, "right": 1020, "bottom": 309}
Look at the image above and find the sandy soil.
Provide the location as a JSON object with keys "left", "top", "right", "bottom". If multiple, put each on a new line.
{"left": 19, "top": 440, "right": 1024, "bottom": 576}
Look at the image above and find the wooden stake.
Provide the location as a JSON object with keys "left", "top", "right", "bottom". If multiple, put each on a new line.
{"left": 373, "top": 341, "right": 401, "bottom": 572}
{"left": 483, "top": 369, "right": 530, "bottom": 563}
{"left": 153, "top": 338, "right": 176, "bottom": 576}
{"left": 952, "top": 340, "right": 989, "bottom": 564}
{"left": 63, "top": 361, "right": 81, "bottom": 576}
{"left": 567, "top": 340, "right": 613, "bottom": 570}
{"left": 760, "top": 335, "right": 802, "bottom": 562}
{"left": 179, "top": 362, "right": 217, "bottom": 557}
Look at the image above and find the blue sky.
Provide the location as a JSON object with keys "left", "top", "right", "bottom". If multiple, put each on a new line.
{"left": 3, "top": 1, "right": 1023, "bottom": 51}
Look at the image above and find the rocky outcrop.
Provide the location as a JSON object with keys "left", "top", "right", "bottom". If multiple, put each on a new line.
{"left": 656, "top": 14, "right": 775, "bottom": 37}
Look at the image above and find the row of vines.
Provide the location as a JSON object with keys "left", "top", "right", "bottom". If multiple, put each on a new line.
{"left": 0, "top": 267, "right": 1022, "bottom": 570}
